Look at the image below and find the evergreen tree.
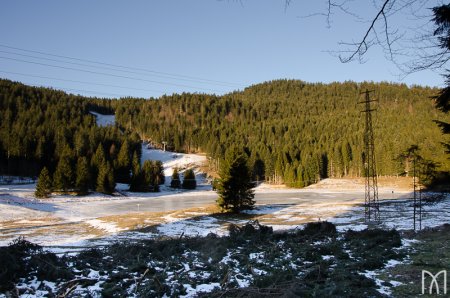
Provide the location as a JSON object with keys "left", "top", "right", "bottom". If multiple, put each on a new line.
{"left": 284, "top": 164, "right": 297, "bottom": 187}
{"left": 35, "top": 167, "right": 52, "bottom": 198}
{"left": 182, "top": 169, "right": 197, "bottom": 189}
{"left": 129, "top": 151, "right": 143, "bottom": 191}
{"left": 170, "top": 167, "right": 181, "bottom": 188}
{"left": 96, "top": 161, "right": 115, "bottom": 194}
{"left": 139, "top": 160, "right": 159, "bottom": 192}
{"left": 53, "top": 147, "right": 74, "bottom": 193}
{"left": 155, "top": 160, "right": 165, "bottom": 185}
{"left": 153, "top": 175, "right": 160, "bottom": 192}
{"left": 91, "top": 144, "right": 106, "bottom": 188}
{"left": 91, "top": 144, "right": 106, "bottom": 169}
{"left": 116, "top": 140, "right": 131, "bottom": 183}
{"left": 142, "top": 160, "right": 155, "bottom": 191}
{"left": 216, "top": 148, "right": 255, "bottom": 212}
{"left": 433, "top": 4, "right": 450, "bottom": 156}
{"left": 75, "top": 156, "right": 91, "bottom": 195}
{"left": 106, "top": 162, "right": 116, "bottom": 194}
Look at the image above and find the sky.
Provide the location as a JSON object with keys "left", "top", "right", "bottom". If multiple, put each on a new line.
{"left": 0, "top": 1, "right": 445, "bottom": 99}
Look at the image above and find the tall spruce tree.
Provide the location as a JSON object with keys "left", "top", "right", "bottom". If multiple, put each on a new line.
{"left": 129, "top": 151, "right": 143, "bottom": 191}
{"left": 116, "top": 140, "right": 131, "bottom": 183}
{"left": 35, "top": 167, "right": 52, "bottom": 198}
{"left": 96, "top": 161, "right": 115, "bottom": 194}
{"left": 91, "top": 144, "right": 106, "bottom": 188}
{"left": 216, "top": 148, "right": 255, "bottom": 212}
{"left": 182, "top": 169, "right": 197, "bottom": 189}
{"left": 155, "top": 160, "right": 165, "bottom": 185}
{"left": 433, "top": 4, "right": 450, "bottom": 156}
{"left": 91, "top": 144, "right": 106, "bottom": 169}
{"left": 75, "top": 156, "right": 91, "bottom": 195}
{"left": 53, "top": 147, "right": 74, "bottom": 193}
{"left": 139, "top": 160, "right": 160, "bottom": 192}
{"left": 170, "top": 167, "right": 181, "bottom": 188}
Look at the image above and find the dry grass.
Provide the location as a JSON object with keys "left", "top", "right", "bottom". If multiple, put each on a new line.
{"left": 100, "top": 205, "right": 221, "bottom": 230}
{"left": 306, "top": 177, "right": 417, "bottom": 191}
{"left": 0, "top": 216, "right": 60, "bottom": 230}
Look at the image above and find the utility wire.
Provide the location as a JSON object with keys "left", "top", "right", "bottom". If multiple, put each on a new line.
{"left": 27, "top": 82, "right": 130, "bottom": 98}
{"left": 0, "top": 56, "right": 222, "bottom": 93}
{"left": 0, "top": 43, "right": 243, "bottom": 87}
{"left": 60, "top": 87, "right": 128, "bottom": 98}
{"left": 0, "top": 70, "right": 164, "bottom": 95}
{"left": 0, "top": 49, "right": 238, "bottom": 88}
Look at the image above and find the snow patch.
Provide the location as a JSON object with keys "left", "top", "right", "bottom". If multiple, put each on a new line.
{"left": 86, "top": 219, "right": 122, "bottom": 233}
{"left": 181, "top": 283, "right": 220, "bottom": 297}
{"left": 90, "top": 111, "right": 115, "bottom": 127}
{"left": 157, "top": 216, "right": 224, "bottom": 237}
{"left": 360, "top": 270, "right": 392, "bottom": 296}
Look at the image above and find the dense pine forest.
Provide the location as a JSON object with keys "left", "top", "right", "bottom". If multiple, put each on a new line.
{"left": 114, "top": 80, "right": 450, "bottom": 186}
{"left": 0, "top": 79, "right": 142, "bottom": 194}
{"left": 1, "top": 78, "right": 449, "bottom": 190}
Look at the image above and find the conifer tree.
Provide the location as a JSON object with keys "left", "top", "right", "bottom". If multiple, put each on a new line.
{"left": 170, "top": 167, "right": 181, "bottom": 188}
{"left": 142, "top": 160, "right": 154, "bottom": 191}
{"left": 91, "top": 144, "right": 106, "bottom": 169}
{"left": 106, "top": 162, "right": 115, "bottom": 193}
{"left": 91, "top": 144, "right": 106, "bottom": 188}
{"left": 155, "top": 160, "right": 165, "bottom": 185}
{"left": 216, "top": 148, "right": 255, "bottom": 212}
{"left": 433, "top": 4, "right": 450, "bottom": 156}
{"left": 129, "top": 151, "right": 143, "bottom": 191}
{"left": 75, "top": 156, "right": 90, "bottom": 195}
{"left": 182, "top": 169, "right": 197, "bottom": 189}
{"left": 96, "top": 161, "right": 115, "bottom": 194}
{"left": 35, "top": 167, "right": 52, "bottom": 198}
{"left": 135, "top": 160, "right": 159, "bottom": 192}
{"left": 116, "top": 140, "right": 131, "bottom": 183}
{"left": 153, "top": 175, "right": 160, "bottom": 192}
{"left": 53, "top": 149, "right": 74, "bottom": 193}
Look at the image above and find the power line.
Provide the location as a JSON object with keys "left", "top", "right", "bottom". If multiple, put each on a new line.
{"left": 27, "top": 82, "right": 130, "bottom": 98}
{"left": 0, "top": 49, "right": 239, "bottom": 88}
{"left": 0, "top": 56, "right": 223, "bottom": 93}
{"left": 0, "top": 43, "right": 243, "bottom": 87}
{"left": 0, "top": 70, "right": 164, "bottom": 95}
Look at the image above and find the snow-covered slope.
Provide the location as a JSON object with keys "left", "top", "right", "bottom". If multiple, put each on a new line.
{"left": 90, "top": 111, "right": 115, "bottom": 127}
{"left": 140, "top": 144, "right": 207, "bottom": 187}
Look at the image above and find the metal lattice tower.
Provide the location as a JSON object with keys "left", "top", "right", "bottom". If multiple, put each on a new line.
{"left": 359, "top": 90, "right": 380, "bottom": 222}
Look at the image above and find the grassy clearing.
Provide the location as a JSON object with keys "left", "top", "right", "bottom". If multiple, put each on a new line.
{"left": 0, "top": 221, "right": 413, "bottom": 297}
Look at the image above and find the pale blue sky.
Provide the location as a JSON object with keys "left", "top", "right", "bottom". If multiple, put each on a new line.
{"left": 0, "top": 1, "right": 444, "bottom": 98}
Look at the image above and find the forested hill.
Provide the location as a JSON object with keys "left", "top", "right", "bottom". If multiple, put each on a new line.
{"left": 114, "top": 80, "right": 449, "bottom": 186}
{"left": 0, "top": 79, "right": 141, "bottom": 183}
{"left": 1, "top": 78, "right": 449, "bottom": 188}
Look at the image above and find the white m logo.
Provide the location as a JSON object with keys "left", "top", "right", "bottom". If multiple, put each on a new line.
{"left": 422, "top": 270, "right": 447, "bottom": 295}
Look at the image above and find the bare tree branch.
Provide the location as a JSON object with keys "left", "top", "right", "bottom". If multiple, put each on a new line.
{"left": 339, "top": 0, "right": 391, "bottom": 63}
{"left": 288, "top": 0, "right": 449, "bottom": 75}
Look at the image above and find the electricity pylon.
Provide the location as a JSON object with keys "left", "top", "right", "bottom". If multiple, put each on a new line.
{"left": 359, "top": 89, "right": 380, "bottom": 222}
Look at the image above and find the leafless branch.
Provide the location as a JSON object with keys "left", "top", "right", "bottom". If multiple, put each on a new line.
{"left": 339, "top": 0, "right": 392, "bottom": 63}
{"left": 382, "top": 10, "right": 394, "bottom": 60}
{"left": 300, "top": 0, "right": 362, "bottom": 28}
{"left": 286, "top": 0, "right": 448, "bottom": 75}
